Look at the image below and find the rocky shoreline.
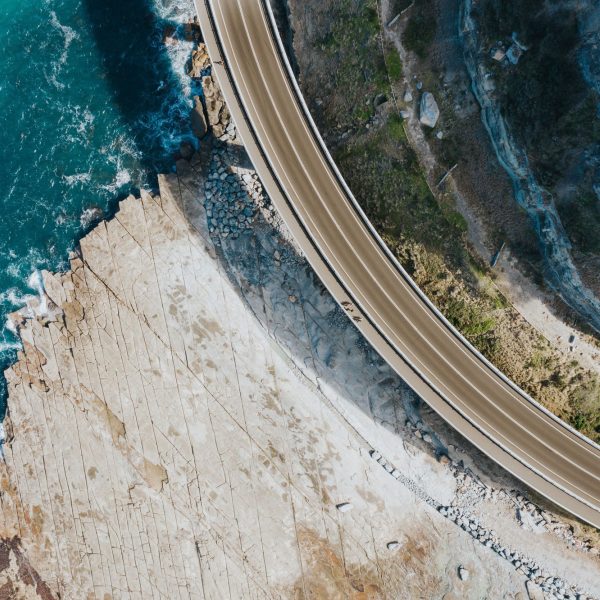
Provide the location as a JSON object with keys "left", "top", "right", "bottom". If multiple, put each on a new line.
{"left": 0, "top": 135, "right": 533, "bottom": 600}
{"left": 0, "top": 14, "right": 600, "bottom": 600}
{"left": 1, "top": 98, "right": 599, "bottom": 600}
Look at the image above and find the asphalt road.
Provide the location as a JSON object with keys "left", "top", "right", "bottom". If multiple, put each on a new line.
{"left": 195, "top": 0, "right": 600, "bottom": 528}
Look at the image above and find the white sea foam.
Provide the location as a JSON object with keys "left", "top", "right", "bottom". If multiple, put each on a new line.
{"left": 0, "top": 288, "right": 31, "bottom": 308}
{"left": 6, "top": 263, "right": 20, "bottom": 280}
{"left": 80, "top": 207, "right": 103, "bottom": 229}
{"left": 0, "top": 314, "right": 24, "bottom": 361}
{"left": 165, "top": 27, "right": 195, "bottom": 98}
{"left": 4, "top": 319, "right": 17, "bottom": 337}
{"left": 76, "top": 108, "right": 95, "bottom": 135}
{"left": 61, "top": 104, "right": 96, "bottom": 145}
{"left": 0, "top": 340, "right": 21, "bottom": 353}
{"left": 47, "top": 12, "right": 78, "bottom": 90}
{"left": 101, "top": 169, "right": 132, "bottom": 194}
{"left": 27, "top": 270, "right": 48, "bottom": 317}
{"left": 115, "top": 136, "right": 142, "bottom": 161}
{"left": 0, "top": 286, "right": 34, "bottom": 350}
{"left": 50, "top": 10, "right": 79, "bottom": 71}
{"left": 63, "top": 172, "right": 92, "bottom": 186}
{"left": 152, "top": 0, "right": 194, "bottom": 23}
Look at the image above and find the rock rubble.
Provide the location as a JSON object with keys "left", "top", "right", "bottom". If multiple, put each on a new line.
{"left": 201, "top": 74, "right": 230, "bottom": 138}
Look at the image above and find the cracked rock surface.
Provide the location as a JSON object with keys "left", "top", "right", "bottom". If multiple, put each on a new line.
{"left": 0, "top": 173, "right": 524, "bottom": 598}
{"left": 0, "top": 59, "right": 599, "bottom": 600}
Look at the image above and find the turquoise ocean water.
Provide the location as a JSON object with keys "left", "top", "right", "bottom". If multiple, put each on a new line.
{"left": 0, "top": 0, "right": 197, "bottom": 412}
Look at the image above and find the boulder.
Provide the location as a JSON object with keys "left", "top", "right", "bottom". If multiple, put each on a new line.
{"left": 525, "top": 581, "right": 545, "bottom": 600}
{"left": 373, "top": 93, "right": 388, "bottom": 110}
{"left": 403, "top": 89, "right": 413, "bottom": 102}
{"left": 458, "top": 566, "right": 470, "bottom": 581}
{"left": 162, "top": 25, "right": 177, "bottom": 46}
{"left": 183, "top": 17, "right": 201, "bottom": 43}
{"left": 190, "top": 96, "right": 208, "bottom": 139}
{"left": 188, "top": 43, "right": 210, "bottom": 78}
{"left": 506, "top": 44, "right": 523, "bottom": 65}
{"left": 202, "top": 75, "right": 231, "bottom": 138}
{"left": 437, "top": 453, "right": 451, "bottom": 465}
{"left": 490, "top": 46, "right": 505, "bottom": 62}
{"left": 419, "top": 92, "right": 439, "bottom": 128}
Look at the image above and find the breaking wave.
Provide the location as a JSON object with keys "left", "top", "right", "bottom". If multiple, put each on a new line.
{"left": 0, "top": 0, "right": 198, "bottom": 414}
{"left": 47, "top": 10, "right": 79, "bottom": 90}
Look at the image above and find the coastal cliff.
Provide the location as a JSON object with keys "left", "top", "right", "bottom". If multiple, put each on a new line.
{"left": 0, "top": 17, "right": 599, "bottom": 600}
{"left": 0, "top": 166, "right": 528, "bottom": 598}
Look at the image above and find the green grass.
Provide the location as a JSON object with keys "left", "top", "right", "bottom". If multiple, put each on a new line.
{"left": 442, "top": 206, "right": 468, "bottom": 233}
{"left": 527, "top": 350, "right": 554, "bottom": 371}
{"left": 354, "top": 105, "right": 374, "bottom": 123}
{"left": 311, "top": 0, "right": 394, "bottom": 133}
{"left": 446, "top": 298, "right": 496, "bottom": 338}
{"left": 388, "top": 113, "right": 406, "bottom": 141}
{"left": 386, "top": 46, "right": 403, "bottom": 80}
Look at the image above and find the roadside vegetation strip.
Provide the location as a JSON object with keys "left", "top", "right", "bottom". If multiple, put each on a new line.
{"left": 295, "top": 0, "right": 600, "bottom": 442}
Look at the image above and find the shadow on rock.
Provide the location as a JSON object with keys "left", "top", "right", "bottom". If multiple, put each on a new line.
{"left": 172, "top": 139, "right": 460, "bottom": 466}
{"left": 84, "top": 0, "right": 194, "bottom": 179}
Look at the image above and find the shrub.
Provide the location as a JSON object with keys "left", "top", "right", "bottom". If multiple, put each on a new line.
{"left": 403, "top": 3, "right": 436, "bottom": 58}
{"left": 386, "top": 46, "right": 403, "bottom": 79}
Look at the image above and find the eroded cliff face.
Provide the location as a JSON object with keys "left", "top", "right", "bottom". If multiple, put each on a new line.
{"left": 467, "top": 0, "right": 600, "bottom": 303}
{"left": 459, "top": 0, "right": 600, "bottom": 333}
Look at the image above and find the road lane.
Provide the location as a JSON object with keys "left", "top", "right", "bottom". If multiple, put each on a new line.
{"left": 195, "top": 0, "right": 600, "bottom": 526}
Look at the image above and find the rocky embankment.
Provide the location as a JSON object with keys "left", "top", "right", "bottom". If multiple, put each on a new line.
{"left": 0, "top": 16, "right": 599, "bottom": 600}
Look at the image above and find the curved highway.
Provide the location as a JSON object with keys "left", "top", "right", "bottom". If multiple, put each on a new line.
{"left": 194, "top": 0, "right": 600, "bottom": 527}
